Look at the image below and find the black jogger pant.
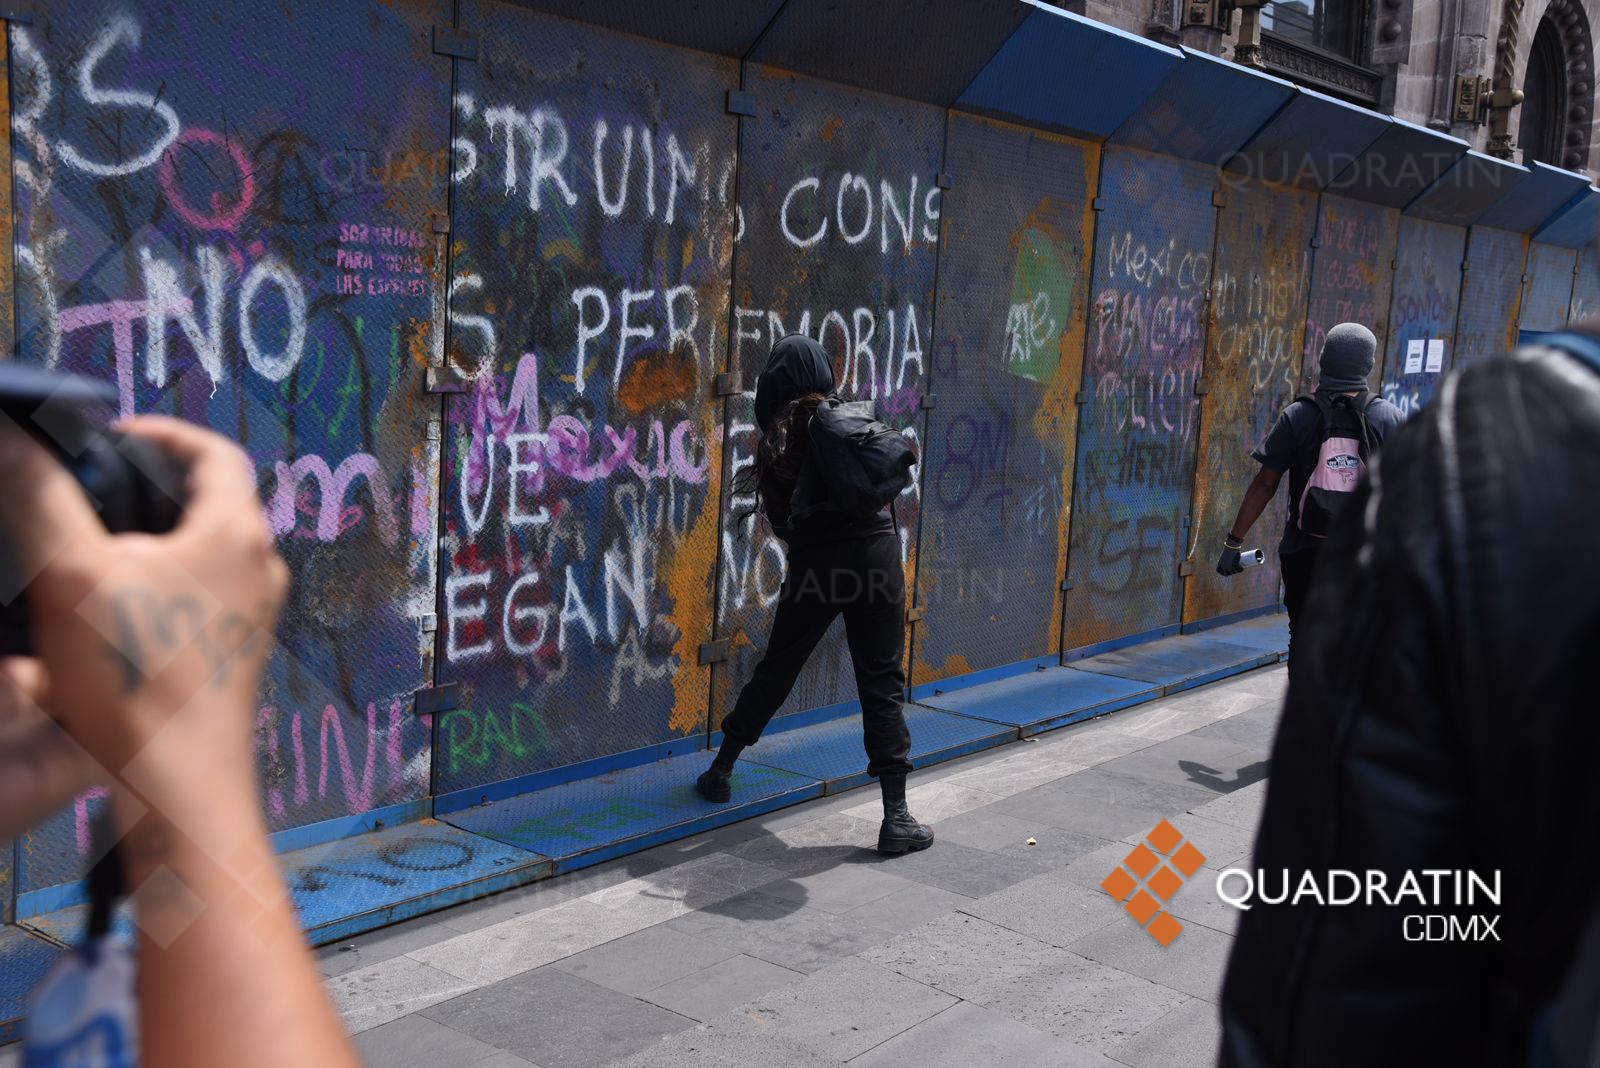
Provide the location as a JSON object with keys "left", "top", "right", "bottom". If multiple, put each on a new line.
{"left": 1279, "top": 547, "right": 1321, "bottom": 669}
{"left": 719, "top": 531, "right": 913, "bottom": 778}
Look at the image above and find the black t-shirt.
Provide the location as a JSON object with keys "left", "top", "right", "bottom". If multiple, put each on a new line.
{"left": 1252, "top": 392, "right": 1406, "bottom": 555}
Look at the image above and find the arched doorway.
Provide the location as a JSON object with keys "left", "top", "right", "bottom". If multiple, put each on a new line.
{"left": 1515, "top": 0, "right": 1594, "bottom": 171}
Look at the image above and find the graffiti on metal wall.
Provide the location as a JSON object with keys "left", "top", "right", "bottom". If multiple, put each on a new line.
{"left": 1064, "top": 148, "right": 1214, "bottom": 650}
{"left": 1183, "top": 180, "right": 1312, "bottom": 624}
{"left": 9, "top": 0, "right": 449, "bottom": 856}
{"left": 1521, "top": 243, "right": 1578, "bottom": 331}
{"left": 913, "top": 114, "right": 1095, "bottom": 684}
{"left": 711, "top": 66, "right": 943, "bottom": 723}
{"left": 1301, "top": 195, "right": 1396, "bottom": 393}
{"left": 1453, "top": 227, "right": 1526, "bottom": 369}
{"left": 1383, "top": 217, "right": 1465, "bottom": 417}
{"left": 435, "top": 4, "right": 737, "bottom": 788}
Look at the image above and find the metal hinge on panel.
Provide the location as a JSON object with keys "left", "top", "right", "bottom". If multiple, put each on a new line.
{"left": 427, "top": 366, "right": 467, "bottom": 394}
{"left": 0, "top": 2, "right": 35, "bottom": 23}
{"left": 1060, "top": 577, "right": 1076, "bottom": 591}
{"left": 714, "top": 372, "right": 744, "bottom": 397}
{"left": 419, "top": 614, "right": 438, "bottom": 633}
{"left": 1194, "top": 379, "right": 1211, "bottom": 395}
{"left": 1310, "top": 233, "right": 1322, "bottom": 248}
{"left": 1212, "top": 188, "right": 1227, "bottom": 208}
{"left": 1391, "top": 258, "right": 1399, "bottom": 270}
{"left": 433, "top": 26, "right": 479, "bottom": 60}
{"left": 727, "top": 91, "right": 757, "bottom": 117}
{"left": 1074, "top": 391, "right": 1091, "bottom": 405}
{"left": 414, "top": 683, "right": 461, "bottom": 717}
{"left": 1521, "top": 272, "right": 1530, "bottom": 283}
{"left": 936, "top": 173, "right": 955, "bottom": 190}
{"left": 1092, "top": 197, "right": 1107, "bottom": 212}
{"left": 906, "top": 605, "right": 926, "bottom": 623}
{"left": 1178, "top": 560, "right": 1196, "bottom": 577}
{"left": 920, "top": 394, "right": 938, "bottom": 410}
{"left": 699, "top": 639, "right": 731, "bottom": 665}
{"left": 431, "top": 212, "right": 451, "bottom": 235}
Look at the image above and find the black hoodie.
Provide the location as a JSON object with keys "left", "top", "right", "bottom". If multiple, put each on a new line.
{"left": 751, "top": 334, "right": 895, "bottom": 547}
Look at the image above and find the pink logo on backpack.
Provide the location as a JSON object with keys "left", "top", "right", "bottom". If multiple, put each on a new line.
{"left": 1298, "top": 436, "right": 1366, "bottom": 538}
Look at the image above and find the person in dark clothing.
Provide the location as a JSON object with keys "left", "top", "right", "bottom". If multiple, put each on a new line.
{"left": 1218, "top": 332, "right": 1600, "bottom": 1066}
{"left": 695, "top": 335, "right": 933, "bottom": 857}
{"left": 1215, "top": 323, "right": 1403, "bottom": 663}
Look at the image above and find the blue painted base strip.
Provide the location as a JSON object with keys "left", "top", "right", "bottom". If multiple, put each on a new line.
{"left": 441, "top": 752, "right": 821, "bottom": 874}
{"left": 742, "top": 705, "right": 1018, "bottom": 793}
{"left": 1072, "top": 631, "right": 1278, "bottom": 694}
{"left": 1062, "top": 622, "right": 1183, "bottom": 662}
{"left": 1181, "top": 603, "right": 1283, "bottom": 635}
{"left": 20, "top": 821, "right": 553, "bottom": 951}
{"left": 434, "top": 735, "right": 708, "bottom": 816}
{"left": 0, "top": 925, "right": 61, "bottom": 1044}
{"left": 920, "top": 666, "right": 1159, "bottom": 736}
{"left": 1192, "top": 613, "right": 1291, "bottom": 656}
{"left": 908, "top": 653, "right": 1062, "bottom": 701}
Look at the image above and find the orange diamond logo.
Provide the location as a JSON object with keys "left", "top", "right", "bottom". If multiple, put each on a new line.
{"left": 1102, "top": 820, "right": 1207, "bottom": 945}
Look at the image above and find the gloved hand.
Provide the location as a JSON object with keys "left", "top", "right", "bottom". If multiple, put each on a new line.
{"left": 1216, "top": 536, "right": 1245, "bottom": 577}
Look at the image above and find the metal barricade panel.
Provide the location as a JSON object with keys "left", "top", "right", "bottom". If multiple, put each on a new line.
{"left": 10, "top": 1, "right": 450, "bottom": 895}
{"left": 1383, "top": 216, "right": 1467, "bottom": 417}
{"left": 912, "top": 113, "right": 1097, "bottom": 685}
{"left": 712, "top": 65, "right": 944, "bottom": 726}
{"left": 436, "top": 2, "right": 737, "bottom": 790}
{"left": 1453, "top": 227, "right": 1527, "bottom": 369}
{"left": 1182, "top": 180, "right": 1313, "bottom": 625}
{"left": 1522, "top": 243, "right": 1579, "bottom": 331}
{"left": 1063, "top": 147, "right": 1216, "bottom": 651}
{"left": 1301, "top": 194, "right": 1398, "bottom": 393}
{"left": 1570, "top": 246, "right": 1600, "bottom": 323}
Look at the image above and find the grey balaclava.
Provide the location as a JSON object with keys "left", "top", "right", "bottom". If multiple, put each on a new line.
{"left": 1317, "top": 322, "right": 1377, "bottom": 393}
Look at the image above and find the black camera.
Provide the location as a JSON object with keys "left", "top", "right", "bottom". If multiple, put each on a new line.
{"left": 0, "top": 362, "right": 185, "bottom": 655}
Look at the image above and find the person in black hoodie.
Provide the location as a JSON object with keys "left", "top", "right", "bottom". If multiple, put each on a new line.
{"left": 695, "top": 334, "right": 933, "bottom": 856}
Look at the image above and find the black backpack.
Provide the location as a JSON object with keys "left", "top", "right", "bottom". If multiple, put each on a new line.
{"left": 792, "top": 397, "right": 917, "bottom": 520}
{"left": 1292, "top": 390, "right": 1379, "bottom": 539}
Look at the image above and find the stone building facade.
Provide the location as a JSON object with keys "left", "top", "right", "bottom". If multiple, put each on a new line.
{"left": 1068, "top": 0, "right": 1598, "bottom": 175}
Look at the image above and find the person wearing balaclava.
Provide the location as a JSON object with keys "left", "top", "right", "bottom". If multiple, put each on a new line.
{"left": 694, "top": 334, "right": 933, "bottom": 857}
{"left": 1214, "top": 323, "right": 1406, "bottom": 668}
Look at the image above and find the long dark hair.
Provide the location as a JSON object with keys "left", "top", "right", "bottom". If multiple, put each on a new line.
{"left": 735, "top": 392, "right": 825, "bottom": 533}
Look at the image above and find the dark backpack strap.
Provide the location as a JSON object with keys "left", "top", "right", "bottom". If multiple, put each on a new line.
{"left": 1531, "top": 331, "right": 1600, "bottom": 377}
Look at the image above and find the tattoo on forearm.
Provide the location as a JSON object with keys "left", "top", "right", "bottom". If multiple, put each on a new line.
{"left": 101, "top": 587, "right": 267, "bottom": 695}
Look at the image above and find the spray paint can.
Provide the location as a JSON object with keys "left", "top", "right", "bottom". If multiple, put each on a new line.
{"left": 1238, "top": 548, "right": 1266, "bottom": 568}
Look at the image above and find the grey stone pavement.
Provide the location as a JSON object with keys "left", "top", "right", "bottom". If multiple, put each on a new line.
{"left": 318, "top": 663, "right": 1283, "bottom": 1068}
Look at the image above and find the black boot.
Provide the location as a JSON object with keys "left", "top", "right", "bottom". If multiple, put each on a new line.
{"left": 695, "top": 741, "right": 745, "bottom": 804}
{"left": 877, "top": 773, "right": 934, "bottom": 855}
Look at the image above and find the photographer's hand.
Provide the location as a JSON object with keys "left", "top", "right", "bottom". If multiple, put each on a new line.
{"left": 0, "top": 416, "right": 357, "bottom": 1068}
{"left": 0, "top": 657, "right": 101, "bottom": 839}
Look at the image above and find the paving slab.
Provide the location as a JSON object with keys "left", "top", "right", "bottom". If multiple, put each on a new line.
{"left": 352, "top": 1011, "right": 529, "bottom": 1068}
{"left": 639, "top": 954, "right": 806, "bottom": 1022}
{"left": 1069, "top": 913, "right": 1236, "bottom": 1003}
{"left": 1107, "top": 997, "right": 1223, "bottom": 1068}
{"left": 405, "top": 898, "right": 652, "bottom": 987}
{"left": 851, "top": 1000, "right": 1119, "bottom": 1068}
{"left": 551, "top": 926, "right": 738, "bottom": 997}
{"left": 420, "top": 966, "right": 694, "bottom": 1068}
{"left": 709, "top": 956, "right": 957, "bottom": 1060}
{"left": 326, "top": 954, "right": 480, "bottom": 1035}
{"left": 607, "top": 1023, "right": 837, "bottom": 1068}
{"left": 931, "top": 805, "right": 1111, "bottom": 866}
{"left": 958, "top": 870, "right": 1127, "bottom": 949}
{"left": 662, "top": 889, "right": 897, "bottom": 975}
